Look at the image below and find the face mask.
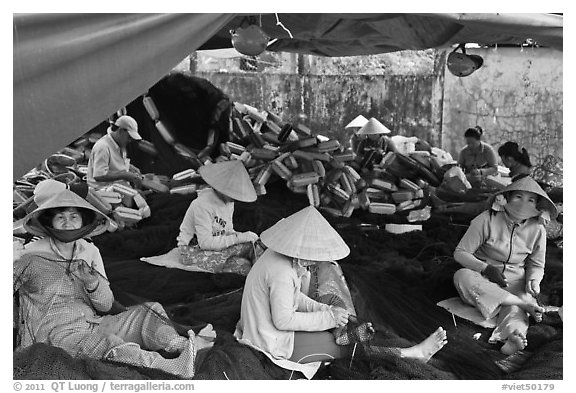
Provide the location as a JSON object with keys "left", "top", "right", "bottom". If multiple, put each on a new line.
{"left": 41, "top": 220, "right": 100, "bottom": 243}
{"left": 504, "top": 200, "right": 540, "bottom": 221}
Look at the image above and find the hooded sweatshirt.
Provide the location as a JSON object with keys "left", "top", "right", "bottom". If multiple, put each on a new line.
{"left": 454, "top": 209, "right": 546, "bottom": 283}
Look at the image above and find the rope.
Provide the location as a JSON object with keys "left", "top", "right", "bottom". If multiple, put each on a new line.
{"left": 275, "top": 14, "right": 294, "bottom": 39}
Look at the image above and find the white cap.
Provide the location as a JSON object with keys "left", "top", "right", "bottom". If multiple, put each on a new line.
{"left": 115, "top": 115, "right": 142, "bottom": 140}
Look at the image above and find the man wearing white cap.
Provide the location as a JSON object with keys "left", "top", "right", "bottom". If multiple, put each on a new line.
{"left": 86, "top": 115, "right": 144, "bottom": 189}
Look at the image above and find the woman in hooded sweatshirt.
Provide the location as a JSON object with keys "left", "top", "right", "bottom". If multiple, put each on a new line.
{"left": 453, "top": 176, "right": 556, "bottom": 355}
{"left": 177, "top": 160, "right": 260, "bottom": 274}
{"left": 13, "top": 189, "right": 215, "bottom": 378}
{"left": 235, "top": 206, "right": 448, "bottom": 379}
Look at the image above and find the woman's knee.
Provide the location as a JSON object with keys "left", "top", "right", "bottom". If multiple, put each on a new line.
{"left": 453, "top": 268, "right": 478, "bottom": 286}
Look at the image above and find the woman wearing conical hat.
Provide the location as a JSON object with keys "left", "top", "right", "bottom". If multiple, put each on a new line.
{"left": 346, "top": 114, "right": 368, "bottom": 153}
{"left": 176, "top": 160, "right": 260, "bottom": 275}
{"left": 235, "top": 206, "right": 448, "bottom": 379}
{"left": 453, "top": 176, "right": 556, "bottom": 355}
{"left": 353, "top": 117, "right": 398, "bottom": 162}
{"left": 14, "top": 189, "right": 215, "bottom": 378}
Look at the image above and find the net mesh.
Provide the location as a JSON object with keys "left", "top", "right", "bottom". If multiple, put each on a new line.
{"left": 14, "top": 181, "right": 562, "bottom": 380}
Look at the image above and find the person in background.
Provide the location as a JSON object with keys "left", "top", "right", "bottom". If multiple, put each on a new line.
{"left": 345, "top": 115, "right": 369, "bottom": 154}
{"left": 453, "top": 177, "right": 556, "bottom": 355}
{"left": 353, "top": 117, "right": 398, "bottom": 164}
{"left": 498, "top": 141, "right": 532, "bottom": 183}
{"left": 177, "top": 160, "right": 260, "bottom": 275}
{"left": 457, "top": 126, "right": 498, "bottom": 186}
{"left": 86, "top": 115, "right": 144, "bottom": 190}
{"left": 236, "top": 206, "right": 448, "bottom": 379}
{"left": 13, "top": 189, "right": 215, "bottom": 378}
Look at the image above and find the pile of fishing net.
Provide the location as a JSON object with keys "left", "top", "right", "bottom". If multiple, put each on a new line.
{"left": 14, "top": 181, "right": 562, "bottom": 380}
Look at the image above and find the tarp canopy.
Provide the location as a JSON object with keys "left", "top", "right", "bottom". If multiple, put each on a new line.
{"left": 13, "top": 13, "right": 563, "bottom": 180}
{"left": 202, "top": 13, "right": 563, "bottom": 56}
{"left": 13, "top": 13, "right": 235, "bottom": 181}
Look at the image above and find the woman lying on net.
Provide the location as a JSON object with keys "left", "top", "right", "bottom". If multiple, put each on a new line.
{"left": 13, "top": 188, "right": 214, "bottom": 379}
{"left": 453, "top": 176, "right": 556, "bottom": 355}
{"left": 234, "top": 206, "right": 448, "bottom": 379}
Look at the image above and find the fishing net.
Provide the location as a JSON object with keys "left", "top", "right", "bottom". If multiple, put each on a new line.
{"left": 14, "top": 181, "right": 562, "bottom": 380}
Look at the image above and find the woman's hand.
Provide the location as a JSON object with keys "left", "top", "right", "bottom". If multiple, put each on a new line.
{"left": 77, "top": 262, "right": 100, "bottom": 290}
{"left": 238, "top": 231, "right": 259, "bottom": 243}
{"left": 482, "top": 265, "right": 508, "bottom": 287}
{"left": 331, "top": 307, "right": 350, "bottom": 328}
{"left": 526, "top": 279, "right": 541, "bottom": 298}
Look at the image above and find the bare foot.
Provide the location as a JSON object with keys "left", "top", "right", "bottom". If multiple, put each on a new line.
{"left": 400, "top": 327, "right": 448, "bottom": 363}
{"left": 193, "top": 328, "right": 216, "bottom": 352}
{"left": 521, "top": 303, "right": 544, "bottom": 322}
{"left": 157, "top": 330, "right": 198, "bottom": 378}
{"left": 500, "top": 329, "right": 527, "bottom": 355}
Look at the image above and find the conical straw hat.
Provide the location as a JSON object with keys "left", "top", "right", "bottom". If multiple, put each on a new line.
{"left": 356, "top": 117, "right": 392, "bottom": 135}
{"left": 198, "top": 160, "right": 257, "bottom": 202}
{"left": 34, "top": 179, "right": 67, "bottom": 206}
{"left": 345, "top": 115, "right": 369, "bottom": 129}
{"left": 23, "top": 189, "right": 111, "bottom": 238}
{"left": 260, "top": 206, "right": 350, "bottom": 261}
{"left": 490, "top": 176, "right": 557, "bottom": 218}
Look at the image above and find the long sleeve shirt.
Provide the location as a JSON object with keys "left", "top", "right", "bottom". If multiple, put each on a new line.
{"left": 235, "top": 249, "right": 335, "bottom": 361}
{"left": 176, "top": 188, "right": 241, "bottom": 249}
{"left": 454, "top": 210, "right": 547, "bottom": 283}
{"left": 13, "top": 238, "right": 114, "bottom": 350}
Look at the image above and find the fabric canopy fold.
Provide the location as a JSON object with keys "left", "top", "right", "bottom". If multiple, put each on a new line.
{"left": 13, "top": 13, "right": 562, "bottom": 180}
{"left": 13, "top": 13, "right": 236, "bottom": 180}
{"left": 204, "top": 13, "right": 562, "bottom": 56}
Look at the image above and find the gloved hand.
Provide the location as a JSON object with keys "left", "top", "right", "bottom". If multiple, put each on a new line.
{"left": 126, "top": 172, "right": 143, "bottom": 189}
{"left": 237, "top": 231, "right": 259, "bottom": 243}
{"left": 482, "top": 265, "right": 508, "bottom": 287}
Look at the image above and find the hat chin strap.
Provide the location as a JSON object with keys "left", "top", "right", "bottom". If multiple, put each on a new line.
{"left": 40, "top": 220, "right": 100, "bottom": 243}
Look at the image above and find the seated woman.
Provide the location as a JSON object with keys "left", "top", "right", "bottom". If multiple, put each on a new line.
{"left": 177, "top": 160, "right": 260, "bottom": 274}
{"left": 457, "top": 126, "right": 498, "bottom": 187}
{"left": 346, "top": 114, "right": 369, "bottom": 154}
{"left": 453, "top": 176, "right": 556, "bottom": 355}
{"left": 353, "top": 118, "right": 398, "bottom": 166}
{"left": 433, "top": 142, "right": 533, "bottom": 217}
{"left": 13, "top": 189, "right": 215, "bottom": 378}
{"left": 498, "top": 141, "right": 532, "bottom": 183}
{"left": 235, "top": 206, "right": 448, "bottom": 379}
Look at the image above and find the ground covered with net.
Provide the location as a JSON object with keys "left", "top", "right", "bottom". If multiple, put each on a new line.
{"left": 13, "top": 180, "right": 563, "bottom": 380}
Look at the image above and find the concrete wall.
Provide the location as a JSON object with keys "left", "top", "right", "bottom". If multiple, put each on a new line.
{"left": 442, "top": 47, "right": 563, "bottom": 166}
{"left": 192, "top": 47, "right": 562, "bottom": 166}
{"left": 197, "top": 72, "right": 440, "bottom": 147}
